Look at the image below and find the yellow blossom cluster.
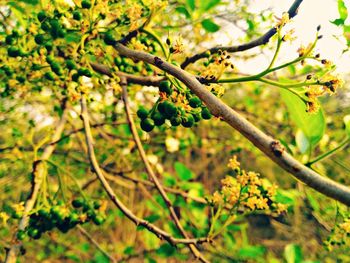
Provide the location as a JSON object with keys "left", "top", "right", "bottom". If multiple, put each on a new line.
{"left": 275, "top": 12, "right": 290, "bottom": 28}
{"left": 201, "top": 50, "right": 234, "bottom": 81}
{"left": 305, "top": 73, "right": 343, "bottom": 113}
{"left": 211, "top": 156, "right": 287, "bottom": 214}
{"left": 325, "top": 217, "right": 350, "bottom": 250}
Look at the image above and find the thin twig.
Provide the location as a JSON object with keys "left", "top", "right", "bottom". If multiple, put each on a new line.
{"left": 180, "top": 0, "right": 304, "bottom": 68}
{"left": 80, "top": 97, "right": 210, "bottom": 247}
{"left": 120, "top": 77, "right": 209, "bottom": 262}
{"left": 77, "top": 225, "right": 117, "bottom": 263}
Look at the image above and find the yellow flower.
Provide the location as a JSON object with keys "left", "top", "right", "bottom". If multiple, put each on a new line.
{"left": 245, "top": 196, "right": 258, "bottom": 210}
{"left": 236, "top": 171, "right": 249, "bottom": 186}
{"left": 227, "top": 155, "right": 240, "bottom": 170}
{"left": 221, "top": 176, "right": 236, "bottom": 187}
{"left": 275, "top": 12, "right": 290, "bottom": 28}
{"left": 11, "top": 202, "right": 25, "bottom": 214}
{"left": 275, "top": 203, "right": 287, "bottom": 214}
{"left": 247, "top": 171, "right": 261, "bottom": 186}
{"left": 267, "top": 183, "right": 278, "bottom": 197}
{"left": 340, "top": 219, "right": 350, "bottom": 233}
{"left": 282, "top": 29, "right": 296, "bottom": 42}
{"left": 255, "top": 197, "right": 269, "bottom": 210}
{"left": 306, "top": 99, "right": 320, "bottom": 113}
{"left": 212, "top": 191, "right": 223, "bottom": 205}
{"left": 297, "top": 43, "right": 313, "bottom": 57}
{"left": 248, "top": 184, "right": 261, "bottom": 196}
{"left": 172, "top": 35, "right": 184, "bottom": 54}
{"left": 0, "top": 212, "right": 10, "bottom": 225}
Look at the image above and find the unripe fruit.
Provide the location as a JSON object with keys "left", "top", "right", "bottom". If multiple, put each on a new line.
{"left": 81, "top": 0, "right": 92, "bottom": 8}
{"left": 37, "top": 11, "right": 47, "bottom": 22}
{"left": 201, "top": 107, "right": 212, "bottom": 119}
{"left": 73, "top": 11, "right": 82, "bottom": 20}
{"left": 72, "top": 197, "right": 85, "bottom": 208}
{"left": 159, "top": 80, "right": 172, "bottom": 95}
{"left": 152, "top": 112, "right": 165, "bottom": 126}
{"left": 66, "top": 59, "right": 77, "bottom": 70}
{"left": 8, "top": 47, "right": 20, "bottom": 57}
{"left": 16, "top": 230, "right": 26, "bottom": 240}
{"left": 34, "top": 34, "right": 45, "bottom": 45}
{"left": 140, "top": 118, "right": 155, "bottom": 132}
{"left": 182, "top": 114, "right": 195, "bottom": 128}
{"left": 44, "top": 72, "right": 55, "bottom": 81}
{"left": 104, "top": 32, "right": 116, "bottom": 45}
{"left": 189, "top": 96, "right": 201, "bottom": 108}
{"left": 136, "top": 107, "right": 148, "bottom": 120}
{"left": 163, "top": 101, "right": 177, "bottom": 119}
{"left": 170, "top": 116, "right": 182, "bottom": 126}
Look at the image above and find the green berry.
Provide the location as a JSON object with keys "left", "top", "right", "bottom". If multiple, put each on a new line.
{"left": 189, "top": 96, "right": 201, "bottom": 108}
{"left": 192, "top": 113, "right": 202, "bottom": 122}
{"left": 72, "top": 11, "right": 82, "bottom": 20}
{"left": 136, "top": 107, "right": 148, "bottom": 120}
{"left": 44, "top": 41, "right": 53, "bottom": 52}
{"left": 159, "top": 80, "right": 172, "bottom": 95}
{"left": 92, "top": 214, "right": 105, "bottom": 225}
{"left": 41, "top": 21, "right": 50, "bottom": 31}
{"left": 28, "top": 228, "right": 41, "bottom": 239}
{"left": 201, "top": 107, "right": 212, "bottom": 120}
{"left": 81, "top": 0, "right": 92, "bottom": 8}
{"left": 50, "top": 62, "right": 63, "bottom": 76}
{"left": 104, "top": 31, "right": 116, "bottom": 46}
{"left": 16, "top": 230, "right": 26, "bottom": 240}
{"left": 140, "top": 118, "right": 155, "bottom": 132}
{"left": 34, "top": 34, "right": 45, "bottom": 45}
{"left": 72, "top": 197, "right": 85, "bottom": 208}
{"left": 66, "top": 59, "right": 77, "bottom": 70}
{"left": 152, "top": 112, "right": 165, "bottom": 126}
{"left": 163, "top": 101, "right": 177, "bottom": 119}
{"left": 93, "top": 200, "right": 102, "bottom": 209}
{"left": 8, "top": 47, "right": 20, "bottom": 57}
{"left": 5, "top": 35, "right": 15, "bottom": 45}
{"left": 37, "top": 11, "right": 47, "bottom": 22}
{"left": 114, "top": 56, "right": 122, "bottom": 65}
{"left": 182, "top": 114, "right": 195, "bottom": 128}
{"left": 78, "top": 67, "right": 92, "bottom": 77}
{"left": 44, "top": 72, "right": 55, "bottom": 81}
{"left": 170, "top": 116, "right": 182, "bottom": 126}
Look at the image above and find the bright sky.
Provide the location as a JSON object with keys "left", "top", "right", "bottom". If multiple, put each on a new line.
{"left": 235, "top": 0, "right": 350, "bottom": 75}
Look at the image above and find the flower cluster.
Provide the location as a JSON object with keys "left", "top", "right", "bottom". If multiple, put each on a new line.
{"left": 325, "top": 217, "right": 350, "bottom": 250}
{"left": 210, "top": 156, "right": 287, "bottom": 214}
{"left": 201, "top": 50, "right": 234, "bottom": 81}
{"left": 305, "top": 73, "right": 343, "bottom": 113}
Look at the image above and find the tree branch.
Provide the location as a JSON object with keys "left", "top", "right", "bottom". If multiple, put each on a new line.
{"left": 120, "top": 77, "right": 209, "bottom": 262}
{"left": 90, "top": 62, "right": 164, "bottom": 86}
{"left": 112, "top": 43, "right": 350, "bottom": 206}
{"left": 80, "top": 97, "right": 210, "bottom": 248}
{"left": 180, "top": 0, "right": 304, "bottom": 69}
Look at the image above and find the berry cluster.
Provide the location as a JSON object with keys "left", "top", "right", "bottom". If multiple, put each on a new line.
{"left": 137, "top": 80, "right": 212, "bottom": 132}
{"left": 15, "top": 198, "right": 106, "bottom": 240}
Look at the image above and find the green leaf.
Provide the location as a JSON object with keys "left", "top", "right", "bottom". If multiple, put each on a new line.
{"left": 284, "top": 244, "right": 303, "bottom": 263}
{"left": 238, "top": 245, "right": 266, "bottom": 258}
{"left": 174, "top": 162, "right": 194, "bottom": 181}
{"left": 175, "top": 6, "right": 191, "bottom": 19}
{"left": 186, "top": 0, "right": 195, "bottom": 11}
{"left": 201, "top": 18, "right": 220, "bottom": 32}
{"left": 338, "top": 0, "right": 348, "bottom": 20}
{"left": 200, "top": 0, "right": 221, "bottom": 11}
{"left": 280, "top": 89, "right": 325, "bottom": 148}
{"left": 344, "top": 115, "right": 350, "bottom": 137}
{"left": 19, "top": 0, "right": 39, "bottom": 5}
